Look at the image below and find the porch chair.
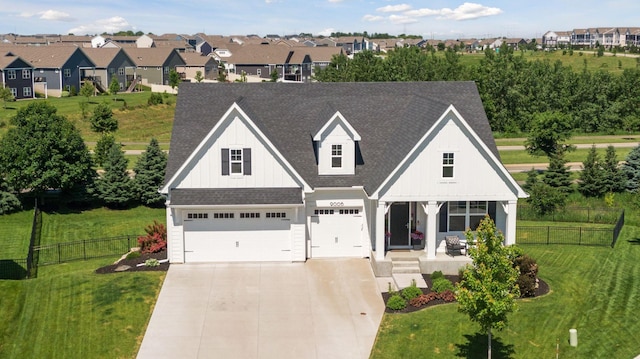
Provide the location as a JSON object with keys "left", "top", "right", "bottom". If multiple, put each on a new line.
{"left": 445, "top": 236, "right": 466, "bottom": 256}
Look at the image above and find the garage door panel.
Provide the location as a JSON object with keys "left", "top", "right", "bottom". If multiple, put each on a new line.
{"left": 310, "top": 211, "right": 362, "bottom": 258}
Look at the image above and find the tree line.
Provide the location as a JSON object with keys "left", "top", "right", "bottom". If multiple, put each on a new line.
{"left": 314, "top": 44, "right": 640, "bottom": 134}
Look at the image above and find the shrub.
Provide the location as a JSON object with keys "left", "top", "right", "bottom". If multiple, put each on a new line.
{"left": 137, "top": 220, "right": 167, "bottom": 253}
{"left": 409, "top": 292, "right": 438, "bottom": 308}
{"left": 126, "top": 251, "right": 141, "bottom": 260}
{"left": 514, "top": 254, "right": 539, "bottom": 297}
{"left": 144, "top": 258, "right": 160, "bottom": 267}
{"left": 431, "top": 270, "right": 444, "bottom": 281}
{"left": 401, "top": 284, "right": 423, "bottom": 301}
{"left": 69, "top": 85, "right": 77, "bottom": 97}
{"left": 431, "top": 277, "right": 454, "bottom": 293}
{"left": 386, "top": 294, "right": 407, "bottom": 310}
{"left": 438, "top": 290, "right": 457, "bottom": 302}
{"left": 148, "top": 92, "right": 163, "bottom": 105}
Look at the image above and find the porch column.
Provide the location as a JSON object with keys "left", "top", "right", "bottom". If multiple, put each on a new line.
{"left": 375, "top": 201, "right": 386, "bottom": 261}
{"left": 505, "top": 200, "right": 518, "bottom": 246}
{"left": 426, "top": 201, "right": 438, "bottom": 260}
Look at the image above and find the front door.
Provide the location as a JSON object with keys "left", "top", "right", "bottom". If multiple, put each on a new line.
{"left": 389, "top": 202, "right": 410, "bottom": 248}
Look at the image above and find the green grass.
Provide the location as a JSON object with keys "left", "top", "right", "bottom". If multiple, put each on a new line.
{"left": 458, "top": 49, "right": 639, "bottom": 75}
{"left": 498, "top": 147, "right": 632, "bottom": 165}
{"left": 371, "top": 195, "right": 640, "bottom": 358}
{"left": 0, "top": 258, "right": 165, "bottom": 359}
{"left": 0, "top": 93, "right": 176, "bottom": 143}
{"left": 0, "top": 210, "right": 35, "bottom": 258}
{"left": 40, "top": 206, "right": 165, "bottom": 245}
{"left": 494, "top": 134, "right": 640, "bottom": 147}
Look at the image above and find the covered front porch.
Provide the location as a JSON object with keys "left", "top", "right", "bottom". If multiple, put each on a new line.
{"left": 370, "top": 199, "right": 518, "bottom": 276}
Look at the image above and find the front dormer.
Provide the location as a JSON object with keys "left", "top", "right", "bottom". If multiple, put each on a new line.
{"left": 313, "top": 111, "right": 360, "bottom": 175}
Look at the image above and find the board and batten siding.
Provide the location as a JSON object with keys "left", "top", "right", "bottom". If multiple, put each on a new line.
{"left": 166, "top": 207, "right": 185, "bottom": 263}
{"left": 317, "top": 121, "right": 356, "bottom": 175}
{"left": 173, "top": 113, "right": 301, "bottom": 189}
{"left": 380, "top": 113, "right": 518, "bottom": 201}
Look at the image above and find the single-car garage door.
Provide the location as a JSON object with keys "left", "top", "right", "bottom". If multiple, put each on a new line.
{"left": 310, "top": 208, "right": 363, "bottom": 258}
{"left": 183, "top": 210, "right": 292, "bottom": 262}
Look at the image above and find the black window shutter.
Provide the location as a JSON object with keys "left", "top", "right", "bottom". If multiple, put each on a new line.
{"left": 439, "top": 202, "right": 448, "bottom": 232}
{"left": 221, "top": 148, "right": 229, "bottom": 176}
{"left": 488, "top": 201, "right": 497, "bottom": 222}
{"left": 243, "top": 148, "right": 251, "bottom": 175}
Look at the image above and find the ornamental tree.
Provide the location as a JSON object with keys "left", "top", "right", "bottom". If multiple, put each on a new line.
{"left": 133, "top": 138, "right": 167, "bottom": 207}
{"left": 0, "top": 102, "right": 94, "bottom": 197}
{"left": 456, "top": 216, "right": 520, "bottom": 359}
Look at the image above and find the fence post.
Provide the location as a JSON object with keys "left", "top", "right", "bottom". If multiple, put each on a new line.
{"left": 83, "top": 239, "right": 87, "bottom": 260}
{"left": 58, "top": 243, "right": 61, "bottom": 264}
{"left": 547, "top": 226, "right": 550, "bottom": 245}
{"left": 579, "top": 227, "right": 582, "bottom": 245}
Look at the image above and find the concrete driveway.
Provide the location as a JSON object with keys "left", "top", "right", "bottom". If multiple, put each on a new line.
{"left": 137, "top": 259, "right": 385, "bottom": 359}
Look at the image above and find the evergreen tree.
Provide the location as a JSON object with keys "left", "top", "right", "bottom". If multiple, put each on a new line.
{"left": 94, "top": 133, "right": 116, "bottom": 167}
{"left": 0, "top": 179, "right": 20, "bottom": 215}
{"left": 89, "top": 102, "right": 118, "bottom": 134}
{"left": 542, "top": 150, "right": 573, "bottom": 193}
{"left": 602, "top": 145, "right": 625, "bottom": 193}
{"left": 527, "top": 182, "right": 566, "bottom": 215}
{"left": 522, "top": 168, "right": 539, "bottom": 192}
{"left": 133, "top": 138, "right": 167, "bottom": 207}
{"left": 579, "top": 145, "right": 606, "bottom": 197}
{"left": 94, "top": 142, "right": 134, "bottom": 208}
{"left": 194, "top": 70, "right": 204, "bottom": 83}
{"left": 621, "top": 144, "right": 640, "bottom": 192}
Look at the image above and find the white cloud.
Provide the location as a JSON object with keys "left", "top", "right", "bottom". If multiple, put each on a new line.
{"left": 18, "top": 12, "right": 34, "bottom": 18}
{"left": 328, "top": 0, "right": 343, "bottom": 3}
{"left": 39, "top": 10, "right": 75, "bottom": 22}
{"left": 318, "top": 28, "right": 335, "bottom": 37}
{"left": 68, "top": 16, "right": 132, "bottom": 35}
{"left": 362, "top": 14, "right": 384, "bottom": 22}
{"left": 389, "top": 14, "right": 418, "bottom": 24}
{"left": 403, "top": 2, "right": 502, "bottom": 21}
{"left": 376, "top": 4, "right": 412, "bottom": 13}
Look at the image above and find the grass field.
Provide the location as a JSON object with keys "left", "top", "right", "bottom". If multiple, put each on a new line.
{"left": 371, "top": 194, "right": 640, "bottom": 359}
{"left": 0, "top": 205, "right": 167, "bottom": 358}
{"left": 498, "top": 146, "right": 632, "bottom": 165}
{"left": 457, "top": 49, "right": 640, "bottom": 75}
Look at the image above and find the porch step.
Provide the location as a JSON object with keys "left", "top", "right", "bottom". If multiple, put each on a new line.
{"left": 391, "top": 260, "right": 421, "bottom": 274}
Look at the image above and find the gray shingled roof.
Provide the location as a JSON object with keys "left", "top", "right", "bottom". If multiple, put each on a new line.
{"left": 170, "top": 188, "right": 302, "bottom": 206}
{"left": 165, "top": 82, "right": 498, "bottom": 196}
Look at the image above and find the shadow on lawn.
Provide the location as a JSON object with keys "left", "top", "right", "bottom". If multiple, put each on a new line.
{"left": 626, "top": 238, "right": 640, "bottom": 245}
{"left": 456, "top": 332, "right": 515, "bottom": 359}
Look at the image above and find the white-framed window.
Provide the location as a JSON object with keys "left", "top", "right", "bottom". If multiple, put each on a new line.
{"left": 187, "top": 212, "right": 208, "bottom": 219}
{"left": 331, "top": 144, "right": 342, "bottom": 168}
{"left": 164, "top": 66, "right": 169, "bottom": 74}
{"left": 23, "top": 87, "right": 31, "bottom": 97}
{"left": 7, "top": 70, "right": 16, "bottom": 80}
{"left": 10, "top": 88, "right": 17, "bottom": 97}
{"left": 338, "top": 209, "right": 359, "bottom": 215}
{"left": 266, "top": 212, "right": 287, "bottom": 219}
{"left": 257, "top": 68, "right": 262, "bottom": 76}
{"left": 240, "top": 212, "right": 260, "bottom": 219}
{"left": 22, "top": 69, "right": 30, "bottom": 79}
{"left": 442, "top": 152, "right": 454, "bottom": 178}
{"left": 118, "top": 67, "right": 124, "bottom": 75}
{"left": 230, "top": 149, "right": 243, "bottom": 174}
{"left": 109, "top": 68, "right": 116, "bottom": 74}
{"left": 448, "top": 201, "right": 488, "bottom": 231}
{"left": 314, "top": 209, "right": 334, "bottom": 215}
{"left": 64, "top": 68, "right": 71, "bottom": 77}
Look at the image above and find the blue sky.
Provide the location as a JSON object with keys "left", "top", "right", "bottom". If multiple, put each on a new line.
{"left": 1, "top": 1, "right": 639, "bottom": 39}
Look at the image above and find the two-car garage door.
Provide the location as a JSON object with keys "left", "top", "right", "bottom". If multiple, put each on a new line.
{"left": 183, "top": 210, "right": 292, "bottom": 262}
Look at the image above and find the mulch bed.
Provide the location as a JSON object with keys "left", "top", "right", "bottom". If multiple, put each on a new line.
{"left": 95, "top": 250, "right": 169, "bottom": 274}
{"left": 382, "top": 274, "right": 550, "bottom": 314}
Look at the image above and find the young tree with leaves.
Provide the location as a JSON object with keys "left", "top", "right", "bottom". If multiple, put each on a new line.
{"left": 94, "top": 133, "right": 116, "bottom": 167}
{"left": 194, "top": 70, "right": 204, "bottom": 83}
{"left": 456, "top": 216, "right": 520, "bottom": 359}
{"left": 133, "top": 138, "right": 167, "bottom": 207}
{"left": 579, "top": 145, "right": 606, "bottom": 197}
{"left": 217, "top": 62, "right": 228, "bottom": 82}
{"left": 0, "top": 85, "right": 14, "bottom": 109}
{"left": 109, "top": 77, "right": 120, "bottom": 100}
{"left": 524, "top": 111, "right": 574, "bottom": 157}
{"left": 169, "top": 69, "right": 180, "bottom": 90}
{"left": 0, "top": 102, "right": 94, "bottom": 197}
{"left": 78, "top": 82, "right": 95, "bottom": 119}
{"left": 527, "top": 182, "right": 566, "bottom": 215}
{"left": 93, "top": 142, "right": 134, "bottom": 208}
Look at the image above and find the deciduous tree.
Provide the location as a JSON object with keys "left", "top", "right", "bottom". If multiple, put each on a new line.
{"left": 524, "top": 111, "right": 574, "bottom": 157}
{"left": 456, "top": 216, "right": 520, "bottom": 359}
{"left": 169, "top": 69, "right": 180, "bottom": 89}
{"left": 109, "top": 77, "right": 120, "bottom": 100}
{"left": 0, "top": 86, "right": 14, "bottom": 109}
{"left": 194, "top": 70, "right": 204, "bottom": 83}
{"left": 0, "top": 102, "right": 94, "bottom": 197}
{"left": 89, "top": 102, "right": 118, "bottom": 134}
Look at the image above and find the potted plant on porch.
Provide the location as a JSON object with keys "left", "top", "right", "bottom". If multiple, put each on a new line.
{"left": 411, "top": 230, "right": 425, "bottom": 250}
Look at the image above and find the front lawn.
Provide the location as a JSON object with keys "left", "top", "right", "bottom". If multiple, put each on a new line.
{"left": 371, "top": 220, "right": 640, "bottom": 358}
{"left": 0, "top": 259, "right": 165, "bottom": 358}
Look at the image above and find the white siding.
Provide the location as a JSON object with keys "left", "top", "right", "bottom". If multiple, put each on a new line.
{"left": 381, "top": 115, "right": 518, "bottom": 201}
{"left": 317, "top": 122, "right": 356, "bottom": 175}
{"left": 167, "top": 208, "right": 185, "bottom": 263}
{"left": 174, "top": 114, "right": 300, "bottom": 189}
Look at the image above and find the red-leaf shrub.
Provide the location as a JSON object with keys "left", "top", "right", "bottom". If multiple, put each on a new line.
{"left": 138, "top": 220, "right": 167, "bottom": 253}
{"left": 409, "top": 292, "right": 438, "bottom": 307}
{"left": 437, "top": 290, "right": 456, "bottom": 302}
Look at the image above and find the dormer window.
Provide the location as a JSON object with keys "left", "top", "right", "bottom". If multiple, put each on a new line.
{"left": 230, "top": 149, "right": 243, "bottom": 174}
{"left": 331, "top": 145, "right": 342, "bottom": 168}
{"left": 221, "top": 148, "right": 251, "bottom": 176}
{"left": 442, "top": 153, "right": 454, "bottom": 178}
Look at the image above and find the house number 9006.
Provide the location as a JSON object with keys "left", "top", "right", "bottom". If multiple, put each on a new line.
{"left": 329, "top": 202, "right": 344, "bottom": 207}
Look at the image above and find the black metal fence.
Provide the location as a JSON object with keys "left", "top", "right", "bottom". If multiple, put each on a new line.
{"left": 34, "top": 235, "right": 140, "bottom": 266}
{"left": 517, "top": 204, "right": 621, "bottom": 224}
{"left": 516, "top": 205, "right": 625, "bottom": 248}
{"left": 26, "top": 203, "right": 42, "bottom": 278}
